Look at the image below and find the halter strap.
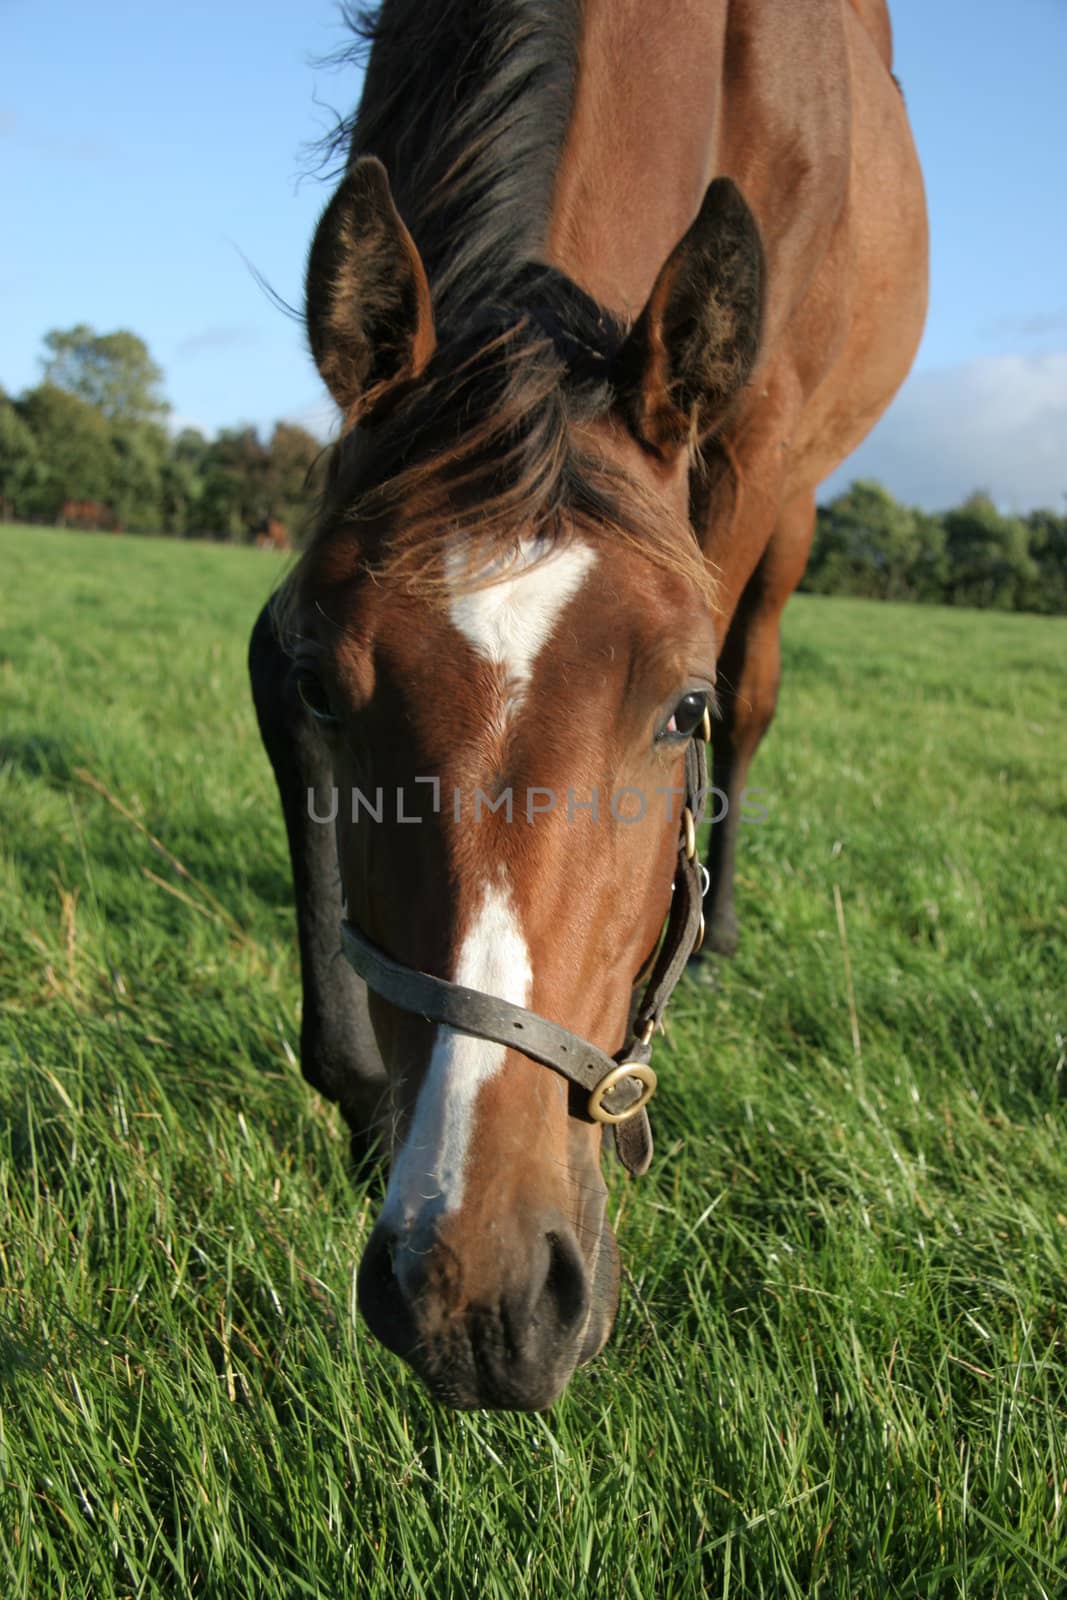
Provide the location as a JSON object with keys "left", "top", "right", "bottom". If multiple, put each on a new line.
{"left": 339, "top": 734, "right": 709, "bottom": 1177}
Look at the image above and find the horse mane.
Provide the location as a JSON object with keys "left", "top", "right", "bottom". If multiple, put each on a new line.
{"left": 284, "top": 1, "right": 716, "bottom": 635}
{"left": 317, "top": 1, "right": 583, "bottom": 326}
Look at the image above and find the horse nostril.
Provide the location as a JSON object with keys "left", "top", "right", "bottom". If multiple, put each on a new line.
{"left": 540, "top": 1229, "right": 589, "bottom": 1337}
{"left": 357, "top": 1225, "right": 417, "bottom": 1360}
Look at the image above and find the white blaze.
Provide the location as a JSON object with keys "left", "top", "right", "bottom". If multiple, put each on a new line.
{"left": 380, "top": 880, "right": 533, "bottom": 1224}
{"left": 380, "top": 537, "right": 597, "bottom": 1228}
{"left": 445, "top": 537, "right": 598, "bottom": 710}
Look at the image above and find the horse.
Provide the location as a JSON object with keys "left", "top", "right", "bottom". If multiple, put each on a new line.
{"left": 58, "top": 500, "right": 121, "bottom": 533}
{"left": 249, "top": 0, "right": 927, "bottom": 1411}
{"left": 252, "top": 515, "right": 290, "bottom": 551}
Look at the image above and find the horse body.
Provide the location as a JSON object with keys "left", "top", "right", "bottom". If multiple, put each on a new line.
{"left": 58, "top": 499, "right": 121, "bottom": 532}
{"left": 250, "top": 0, "right": 926, "bottom": 1409}
{"left": 252, "top": 515, "right": 290, "bottom": 551}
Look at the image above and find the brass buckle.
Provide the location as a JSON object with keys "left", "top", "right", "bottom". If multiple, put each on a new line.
{"left": 701, "top": 706, "right": 712, "bottom": 743}
{"left": 682, "top": 806, "right": 696, "bottom": 861}
{"left": 587, "top": 1062, "right": 658, "bottom": 1125}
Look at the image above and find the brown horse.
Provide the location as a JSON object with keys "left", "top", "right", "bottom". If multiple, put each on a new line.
{"left": 58, "top": 500, "right": 121, "bottom": 533}
{"left": 249, "top": 0, "right": 927, "bottom": 1410}
{"left": 252, "top": 515, "right": 290, "bottom": 551}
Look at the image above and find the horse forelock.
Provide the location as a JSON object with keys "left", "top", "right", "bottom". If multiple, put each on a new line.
{"left": 279, "top": 293, "right": 716, "bottom": 648}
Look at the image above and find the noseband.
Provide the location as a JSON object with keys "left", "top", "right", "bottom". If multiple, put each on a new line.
{"left": 339, "top": 724, "right": 710, "bottom": 1177}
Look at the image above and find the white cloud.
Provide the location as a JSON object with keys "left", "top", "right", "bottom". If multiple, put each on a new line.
{"left": 821, "top": 351, "right": 1067, "bottom": 512}
{"left": 174, "top": 325, "right": 261, "bottom": 359}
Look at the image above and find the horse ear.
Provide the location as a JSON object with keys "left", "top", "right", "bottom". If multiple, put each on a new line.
{"left": 615, "top": 178, "right": 765, "bottom": 458}
{"left": 306, "top": 157, "right": 437, "bottom": 416}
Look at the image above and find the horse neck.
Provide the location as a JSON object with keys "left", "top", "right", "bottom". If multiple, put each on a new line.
{"left": 545, "top": 0, "right": 730, "bottom": 317}
{"left": 545, "top": 0, "right": 854, "bottom": 340}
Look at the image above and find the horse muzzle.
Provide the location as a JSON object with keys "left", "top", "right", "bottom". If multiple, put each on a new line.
{"left": 357, "top": 1209, "right": 617, "bottom": 1410}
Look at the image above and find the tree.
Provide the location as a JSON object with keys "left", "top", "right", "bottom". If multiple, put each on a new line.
{"left": 16, "top": 384, "right": 113, "bottom": 521}
{"left": 197, "top": 426, "right": 270, "bottom": 539}
{"left": 0, "top": 391, "right": 44, "bottom": 520}
{"left": 108, "top": 420, "right": 169, "bottom": 533}
{"left": 1020, "top": 507, "right": 1067, "bottom": 615}
{"left": 906, "top": 510, "right": 949, "bottom": 603}
{"left": 264, "top": 421, "right": 323, "bottom": 537}
{"left": 942, "top": 493, "right": 1038, "bottom": 611}
{"left": 805, "top": 480, "right": 935, "bottom": 601}
{"left": 40, "top": 324, "right": 170, "bottom": 426}
{"left": 162, "top": 428, "right": 209, "bottom": 536}
{"left": 170, "top": 422, "right": 322, "bottom": 540}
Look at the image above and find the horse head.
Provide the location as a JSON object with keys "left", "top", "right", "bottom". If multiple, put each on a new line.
{"left": 277, "top": 157, "right": 764, "bottom": 1409}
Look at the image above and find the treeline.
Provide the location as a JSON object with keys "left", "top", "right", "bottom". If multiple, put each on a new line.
{"left": 804, "top": 480, "right": 1067, "bottom": 615}
{"left": 0, "top": 325, "right": 322, "bottom": 542}
{"left": 2, "top": 327, "right": 1065, "bottom": 611}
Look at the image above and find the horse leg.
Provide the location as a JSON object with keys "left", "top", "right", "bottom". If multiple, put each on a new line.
{"left": 248, "top": 602, "right": 388, "bottom": 1163}
{"left": 703, "top": 490, "right": 816, "bottom": 956}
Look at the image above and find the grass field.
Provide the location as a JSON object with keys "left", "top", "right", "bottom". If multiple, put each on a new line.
{"left": 1, "top": 521, "right": 1065, "bottom": 1599}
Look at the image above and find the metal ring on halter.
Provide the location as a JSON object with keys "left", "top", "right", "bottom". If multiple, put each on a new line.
{"left": 587, "top": 1062, "right": 658, "bottom": 1125}
{"left": 698, "top": 864, "right": 710, "bottom": 899}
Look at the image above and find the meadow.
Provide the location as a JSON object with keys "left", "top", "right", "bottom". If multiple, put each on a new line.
{"left": 0, "top": 522, "right": 1064, "bottom": 1599}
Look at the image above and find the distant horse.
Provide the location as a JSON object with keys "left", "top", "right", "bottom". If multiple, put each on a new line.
{"left": 250, "top": 0, "right": 926, "bottom": 1410}
{"left": 252, "top": 516, "right": 290, "bottom": 551}
{"left": 58, "top": 500, "right": 121, "bottom": 533}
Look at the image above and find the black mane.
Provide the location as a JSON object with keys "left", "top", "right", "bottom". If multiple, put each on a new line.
{"left": 286, "top": 1, "right": 717, "bottom": 620}
{"left": 319, "top": 1, "right": 583, "bottom": 327}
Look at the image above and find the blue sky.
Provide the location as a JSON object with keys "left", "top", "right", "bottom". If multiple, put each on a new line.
{"left": 3, "top": 0, "right": 1065, "bottom": 510}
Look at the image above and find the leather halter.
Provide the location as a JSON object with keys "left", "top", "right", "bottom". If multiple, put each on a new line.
{"left": 339, "top": 726, "right": 710, "bottom": 1177}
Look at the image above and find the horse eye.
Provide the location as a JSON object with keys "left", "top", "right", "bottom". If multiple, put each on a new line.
{"left": 661, "top": 691, "right": 708, "bottom": 740}
{"left": 295, "top": 672, "right": 338, "bottom": 725}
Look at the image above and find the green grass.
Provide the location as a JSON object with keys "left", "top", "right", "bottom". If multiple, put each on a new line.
{"left": 1, "top": 521, "right": 1064, "bottom": 1599}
